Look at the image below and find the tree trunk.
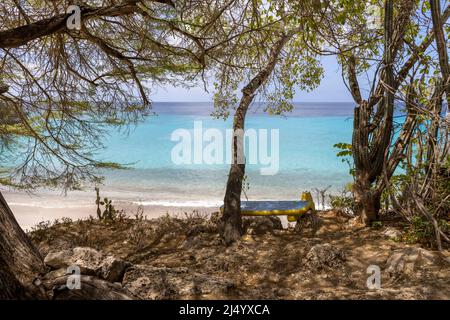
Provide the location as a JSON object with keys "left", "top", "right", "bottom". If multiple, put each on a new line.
{"left": 430, "top": 0, "right": 450, "bottom": 108}
{"left": 0, "top": 191, "right": 47, "bottom": 299}
{"left": 220, "top": 34, "right": 290, "bottom": 245}
{"left": 353, "top": 174, "right": 380, "bottom": 225}
{"left": 220, "top": 93, "right": 252, "bottom": 245}
{"left": 221, "top": 164, "right": 245, "bottom": 245}
{"left": 428, "top": 0, "right": 450, "bottom": 174}
{"left": 351, "top": 101, "right": 386, "bottom": 225}
{"left": 0, "top": 254, "right": 27, "bottom": 299}
{"left": 349, "top": 1, "right": 395, "bottom": 225}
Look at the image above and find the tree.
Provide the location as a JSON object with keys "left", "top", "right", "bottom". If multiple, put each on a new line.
{"left": 430, "top": 0, "right": 450, "bottom": 107}
{"left": 349, "top": 1, "right": 450, "bottom": 225}
{"left": 220, "top": 33, "right": 293, "bottom": 244}
{"left": 0, "top": 0, "right": 244, "bottom": 298}
{"left": 399, "top": 0, "right": 450, "bottom": 250}
{"left": 350, "top": 0, "right": 399, "bottom": 224}
{"left": 212, "top": 1, "right": 324, "bottom": 244}
{"left": 429, "top": 0, "right": 450, "bottom": 169}
{"left": 312, "top": 0, "right": 450, "bottom": 225}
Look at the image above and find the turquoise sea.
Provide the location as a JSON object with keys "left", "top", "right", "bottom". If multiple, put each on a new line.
{"left": 94, "top": 102, "right": 355, "bottom": 206}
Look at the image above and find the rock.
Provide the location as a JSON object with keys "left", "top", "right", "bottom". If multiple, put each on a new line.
{"left": 241, "top": 234, "right": 255, "bottom": 242}
{"left": 305, "top": 244, "right": 345, "bottom": 270}
{"left": 42, "top": 268, "right": 68, "bottom": 281}
{"left": 442, "top": 251, "right": 450, "bottom": 264}
{"left": 294, "top": 211, "right": 320, "bottom": 235}
{"left": 71, "top": 247, "right": 104, "bottom": 275}
{"left": 44, "top": 247, "right": 130, "bottom": 282}
{"left": 383, "top": 227, "right": 402, "bottom": 240}
{"left": 49, "top": 275, "right": 134, "bottom": 300}
{"left": 243, "top": 216, "right": 283, "bottom": 235}
{"left": 122, "top": 265, "right": 236, "bottom": 299}
{"left": 347, "top": 217, "right": 361, "bottom": 228}
{"left": 186, "top": 223, "right": 217, "bottom": 237}
{"left": 98, "top": 256, "right": 132, "bottom": 283}
{"left": 386, "top": 247, "right": 440, "bottom": 276}
{"left": 273, "top": 288, "right": 290, "bottom": 297}
{"left": 182, "top": 237, "right": 204, "bottom": 249}
{"left": 44, "top": 247, "right": 102, "bottom": 275}
{"left": 44, "top": 250, "right": 73, "bottom": 270}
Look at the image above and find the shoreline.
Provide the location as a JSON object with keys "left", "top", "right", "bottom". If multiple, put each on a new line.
{"left": 2, "top": 189, "right": 221, "bottom": 230}
{"left": 3, "top": 189, "right": 325, "bottom": 230}
{"left": 8, "top": 199, "right": 220, "bottom": 231}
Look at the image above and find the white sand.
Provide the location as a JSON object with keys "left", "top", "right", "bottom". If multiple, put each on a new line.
{"left": 2, "top": 190, "right": 219, "bottom": 231}
{"left": 2, "top": 189, "right": 299, "bottom": 231}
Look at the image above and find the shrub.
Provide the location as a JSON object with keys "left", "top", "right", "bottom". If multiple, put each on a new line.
{"left": 329, "top": 184, "right": 356, "bottom": 215}
{"left": 404, "top": 215, "right": 450, "bottom": 246}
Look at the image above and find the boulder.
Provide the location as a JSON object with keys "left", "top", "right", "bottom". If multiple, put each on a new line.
{"left": 386, "top": 247, "right": 440, "bottom": 276}
{"left": 122, "top": 265, "right": 236, "bottom": 299}
{"left": 305, "top": 244, "right": 345, "bottom": 270}
{"left": 41, "top": 268, "right": 68, "bottom": 281}
{"left": 98, "top": 256, "right": 132, "bottom": 283}
{"left": 383, "top": 227, "right": 402, "bottom": 240}
{"left": 44, "top": 247, "right": 130, "bottom": 282}
{"left": 243, "top": 216, "right": 283, "bottom": 235}
{"left": 44, "top": 250, "right": 74, "bottom": 270}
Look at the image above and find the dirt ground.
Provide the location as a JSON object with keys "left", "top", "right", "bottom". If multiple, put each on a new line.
{"left": 29, "top": 210, "right": 450, "bottom": 300}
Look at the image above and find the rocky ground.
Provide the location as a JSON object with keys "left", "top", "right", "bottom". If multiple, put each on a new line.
{"left": 28, "top": 211, "right": 450, "bottom": 300}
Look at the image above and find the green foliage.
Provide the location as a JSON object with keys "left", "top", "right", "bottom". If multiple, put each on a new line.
{"left": 403, "top": 214, "right": 449, "bottom": 246}
{"left": 211, "top": 1, "right": 325, "bottom": 120}
{"left": 334, "top": 142, "right": 352, "bottom": 157}
{"left": 381, "top": 173, "right": 409, "bottom": 210}
{"left": 334, "top": 143, "right": 355, "bottom": 176}
{"left": 329, "top": 183, "right": 356, "bottom": 215}
{"left": 264, "top": 54, "right": 324, "bottom": 115}
{"left": 28, "top": 220, "right": 52, "bottom": 242}
{"left": 404, "top": 215, "right": 435, "bottom": 244}
{"left": 0, "top": 176, "right": 28, "bottom": 189}
{"left": 435, "top": 157, "right": 450, "bottom": 214}
{"left": 93, "top": 162, "right": 127, "bottom": 170}
{"left": 384, "top": 155, "right": 450, "bottom": 219}
{"left": 2, "top": 0, "right": 240, "bottom": 192}
{"left": 371, "top": 221, "right": 383, "bottom": 230}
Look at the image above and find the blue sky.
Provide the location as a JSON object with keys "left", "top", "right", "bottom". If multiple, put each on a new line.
{"left": 152, "top": 56, "right": 356, "bottom": 103}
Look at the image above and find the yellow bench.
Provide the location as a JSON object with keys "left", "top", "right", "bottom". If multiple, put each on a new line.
{"left": 221, "top": 192, "right": 316, "bottom": 222}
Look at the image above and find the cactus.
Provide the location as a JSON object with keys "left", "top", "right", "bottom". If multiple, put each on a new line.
{"left": 94, "top": 187, "right": 117, "bottom": 221}
{"left": 95, "top": 187, "right": 101, "bottom": 219}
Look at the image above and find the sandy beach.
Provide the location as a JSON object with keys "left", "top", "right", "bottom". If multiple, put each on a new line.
{"left": 2, "top": 190, "right": 220, "bottom": 231}
{"left": 3, "top": 188, "right": 303, "bottom": 230}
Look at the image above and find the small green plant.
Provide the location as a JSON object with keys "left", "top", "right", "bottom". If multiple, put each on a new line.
{"left": 61, "top": 217, "right": 73, "bottom": 225}
{"left": 371, "top": 221, "right": 383, "bottom": 229}
{"left": 133, "top": 205, "right": 146, "bottom": 221}
{"left": 28, "top": 220, "right": 52, "bottom": 242}
{"left": 127, "top": 221, "right": 149, "bottom": 250}
{"left": 404, "top": 215, "right": 434, "bottom": 244}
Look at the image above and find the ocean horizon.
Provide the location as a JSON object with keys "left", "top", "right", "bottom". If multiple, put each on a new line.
{"left": 99, "top": 101, "right": 355, "bottom": 199}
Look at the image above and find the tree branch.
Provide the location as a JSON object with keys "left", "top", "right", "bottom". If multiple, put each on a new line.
{"left": 0, "top": 0, "right": 174, "bottom": 49}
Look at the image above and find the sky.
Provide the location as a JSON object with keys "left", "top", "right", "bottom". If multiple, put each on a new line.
{"left": 151, "top": 56, "right": 356, "bottom": 103}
